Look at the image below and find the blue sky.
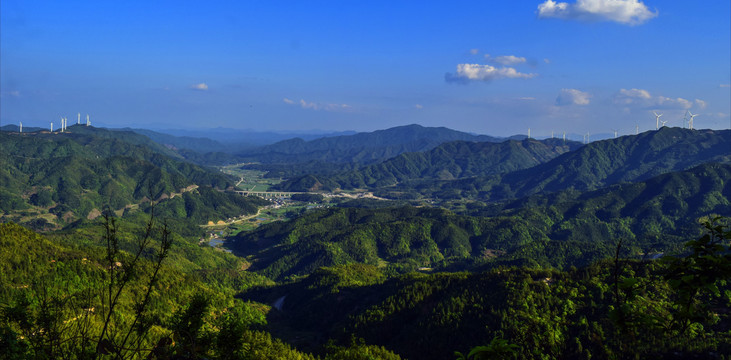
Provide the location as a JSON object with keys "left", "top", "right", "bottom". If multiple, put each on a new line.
{"left": 1, "top": 0, "right": 729, "bottom": 137}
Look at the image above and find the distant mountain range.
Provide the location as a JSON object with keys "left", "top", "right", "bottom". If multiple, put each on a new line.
{"left": 274, "top": 137, "right": 583, "bottom": 191}
{"left": 423, "top": 127, "right": 731, "bottom": 201}
{"left": 143, "top": 127, "right": 357, "bottom": 145}
{"left": 236, "top": 124, "right": 517, "bottom": 164}
{"left": 271, "top": 127, "right": 729, "bottom": 200}
{"left": 4, "top": 123, "right": 527, "bottom": 167}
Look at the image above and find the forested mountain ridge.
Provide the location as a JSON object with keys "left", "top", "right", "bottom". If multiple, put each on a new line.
{"left": 0, "top": 127, "right": 266, "bottom": 229}
{"left": 385, "top": 127, "right": 731, "bottom": 200}
{"left": 274, "top": 137, "right": 583, "bottom": 191}
{"left": 230, "top": 163, "right": 730, "bottom": 280}
{"left": 500, "top": 127, "right": 731, "bottom": 198}
{"left": 237, "top": 124, "right": 512, "bottom": 164}
{"left": 2, "top": 124, "right": 729, "bottom": 360}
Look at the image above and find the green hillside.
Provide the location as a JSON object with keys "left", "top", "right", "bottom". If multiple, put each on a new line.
{"left": 0, "top": 128, "right": 263, "bottom": 229}
{"left": 389, "top": 127, "right": 731, "bottom": 200}
{"left": 274, "top": 138, "right": 582, "bottom": 191}
{"left": 0, "top": 220, "right": 402, "bottom": 359}
{"left": 239, "top": 257, "right": 730, "bottom": 360}
{"left": 230, "top": 163, "right": 730, "bottom": 280}
{"left": 2, "top": 124, "right": 729, "bottom": 359}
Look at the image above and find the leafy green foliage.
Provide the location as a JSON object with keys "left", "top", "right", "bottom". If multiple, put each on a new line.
{"left": 241, "top": 254, "right": 730, "bottom": 360}
{"left": 662, "top": 217, "right": 731, "bottom": 334}
{"left": 455, "top": 336, "right": 518, "bottom": 360}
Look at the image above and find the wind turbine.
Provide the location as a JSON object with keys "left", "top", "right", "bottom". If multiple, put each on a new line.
{"left": 611, "top": 129, "right": 618, "bottom": 139}
{"left": 653, "top": 111, "right": 663, "bottom": 130}
{"left": 660, "top": 120, "right": 668, "bottom": 127}
{"left": 19, "top": 122, "right": 22, "bottom": 133}
{"left": 562, "top": 131, "right": 566, "bottom": 142}
{"left": 86, "top": 114, "right": 90, "bottom": 126}
{"left": 635, "top": 124, "right": 639, "bottom": 135}
{"left": 687, "top": 111, "right": 699, "bottom": 130}
{"left": 77, "top": 113, "right": 81, "bottom": 125}
{"left": 527, "top": 128, "right": 531, "bottom": 139}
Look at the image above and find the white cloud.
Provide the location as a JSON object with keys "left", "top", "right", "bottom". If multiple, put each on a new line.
{"left": 299, "top": 99, "right": 318, "bottom": 110}
{"left": 694, "top": 99, "right": 707, "bottom": 109}
{"left": 414, "top": 104, "right": 424, "bottom": 109}
{"left": 284, "top": 98, "right": 351, "bottom": 111}
{"left": 612, "top": 88, "right": 695, "bottom": 109}
{"left": 617, "top": 88, "right": 651, "bottom": 100}
{"left": 720, "top": 84, "right": 731, "bottom": 88}
{"left": 445, "top": 63, "right": 537, "bottom": 83}
{"left": 543, "top": 58, "right": 551, "bottom": 64}
{"left": 537, "top": 0, "right": 657, "bottom": 25}
{"left": 190, "top": 83, "right": 208, "bottom": 91}
{"left": 469, "top": 48, "right": 480, "bottom": 55}
{"left": 556, "top": 88, "right": 592, "bottom": 105}
{"left": 484, "top": 54, "right": 529, "bottom": 66}
{"left": 493, "top": 55, "right": 527, "bottom": 65}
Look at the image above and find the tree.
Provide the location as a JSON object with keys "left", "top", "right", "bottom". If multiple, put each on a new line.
{"left": 455, "top": 336, "right": 518, "bottom": 360}
{"left": 0, "top": 207, "right": 173, "bottom": 359}
{"left": 662, "top": 216, "right": 731, "bottom": 335}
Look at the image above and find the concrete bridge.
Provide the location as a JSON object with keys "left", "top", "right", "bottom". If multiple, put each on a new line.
{"left": 234, "top": 191, "right": 300, "bottom": 198}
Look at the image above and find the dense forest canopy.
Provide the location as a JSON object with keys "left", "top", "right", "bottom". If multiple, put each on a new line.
{"left": 1, "top": 125, "right": 729, "bottom": 359}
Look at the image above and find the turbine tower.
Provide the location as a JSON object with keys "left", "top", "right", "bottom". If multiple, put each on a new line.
{"left": 661, "top": 120, "right": 668, "bottom": 127}
{"left": 527, "top": 128, "right": 531, "bottom": 139}
{"left": 612, "top": 129, "right": 618, "bottom": 139}
{"left": 653, "top": 111, "right": 663, "bottom": 130}
{"left": 77, "top": 113, "right": 81, "bottom": 125}
{"left": 51, "top": 122, "right": 54, "bottom": 132}
{"left": 563, "top": 131, "right": 566, "bottom": 142}
{"left": 687, "top": 111, "right": 699, "bottom": 130}
{"left": 635, "top": 124, "right": 639, "bottom": 135}
{"left": 60, "top": 117, "right": 64, "bottom": 132}
{"left": 86, "top": 114, "right": 90, "bottom": 126}
{"left": 19, "top": 122, "right": 22, "bottom": 133}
